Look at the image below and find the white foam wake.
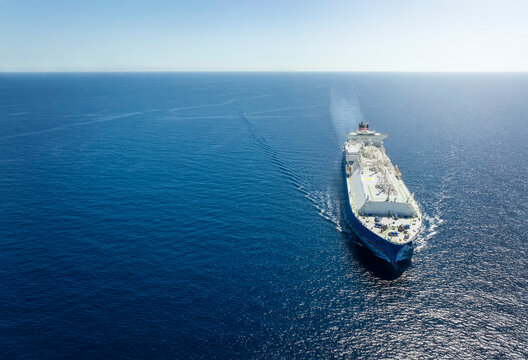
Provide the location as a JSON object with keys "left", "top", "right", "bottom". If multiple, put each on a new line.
{"left": 303, "top": 186, "right": 343, "bottom": 233}
{"left": 414, "top": 212, "right": 443, "bottom": 252}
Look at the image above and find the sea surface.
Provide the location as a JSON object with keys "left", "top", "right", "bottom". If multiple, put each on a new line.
{"left": 1, "top": 73, "right": 527, "bottom": 359}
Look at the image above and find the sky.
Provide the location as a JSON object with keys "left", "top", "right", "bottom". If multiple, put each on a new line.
{"left": 1, "top": 0, "right": 527, "bottom": 72}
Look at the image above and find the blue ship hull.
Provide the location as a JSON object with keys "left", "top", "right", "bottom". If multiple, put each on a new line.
{"left": 342, "top": 158, "right": 413, "bottom": 267}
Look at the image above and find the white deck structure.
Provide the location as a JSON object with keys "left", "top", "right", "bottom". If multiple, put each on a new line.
{"left": 344, "top": 122, "right": 422, "bottom": 244}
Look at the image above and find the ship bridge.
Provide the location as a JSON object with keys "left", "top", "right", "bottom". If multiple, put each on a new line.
{"left": 346, "top": 121, "right": 387, "bottom": 147}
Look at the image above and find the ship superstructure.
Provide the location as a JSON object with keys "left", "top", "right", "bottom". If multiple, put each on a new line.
{"left": 343, "top": 122, "right": 422, "bottom": 265}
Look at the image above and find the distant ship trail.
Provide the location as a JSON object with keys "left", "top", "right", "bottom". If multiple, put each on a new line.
{"left": 0, "top": 111, "right": 145, "bottom": 140}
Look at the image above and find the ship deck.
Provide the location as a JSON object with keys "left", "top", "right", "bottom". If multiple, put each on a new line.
{"left": 359, "top": 213, "right": 422, "bottom": 244}
{"left": 360, "top": 147, "right": 411, "bottom": 203}
{"left": 344, "top": 129, "right": 422, "bottom": 245}
{"left": 346, "top": 175, "right": 422, "bottom": 244}
{"left": 345, "top": 144, "right": 422, "bottom": 244}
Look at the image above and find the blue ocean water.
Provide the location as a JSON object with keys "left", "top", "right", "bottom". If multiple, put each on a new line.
{"left": 0, "top": 73, "right": 527, "bottom": 359}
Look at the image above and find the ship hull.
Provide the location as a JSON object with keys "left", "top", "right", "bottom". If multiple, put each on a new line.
{"left": 342, "top": 157, "right": 413, "bottom": 267}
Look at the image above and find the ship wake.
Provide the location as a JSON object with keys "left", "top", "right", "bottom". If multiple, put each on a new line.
{"left": 330, "top": 82, "right": 364, "bottom": 138}
{"left": 239, "top": 104, "right": 344, "bottom": 232}
{"left": 414, "top": 212, "right": 443, "bottom": 252}
{"left": 303, "top": 183, "right": 344, "bottom": 233}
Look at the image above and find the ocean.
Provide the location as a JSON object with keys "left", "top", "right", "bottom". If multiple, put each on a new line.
{"left": 1, "top": 73, "right": 527, "bottom": 359}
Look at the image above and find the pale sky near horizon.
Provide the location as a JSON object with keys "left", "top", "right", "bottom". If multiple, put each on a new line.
{"left": 1, "top": 0, "right": 527, "bottom": 72}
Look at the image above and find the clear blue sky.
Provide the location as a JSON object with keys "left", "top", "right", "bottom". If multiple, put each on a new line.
{"left": 1, "top": 0, "right": 527, "bottom": 71}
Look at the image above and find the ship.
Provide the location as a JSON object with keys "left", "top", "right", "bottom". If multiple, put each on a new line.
{"left": 343, "top": 121, "right": 422, "bottom": 267}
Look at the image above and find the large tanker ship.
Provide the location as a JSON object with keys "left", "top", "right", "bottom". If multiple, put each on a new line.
{"left": 343, "top": 122, "right": 422, "bottom": 267}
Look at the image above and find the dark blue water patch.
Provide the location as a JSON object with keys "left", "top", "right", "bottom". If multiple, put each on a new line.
{"left": 0, "top": 73, "right": 527, "bottom": 359}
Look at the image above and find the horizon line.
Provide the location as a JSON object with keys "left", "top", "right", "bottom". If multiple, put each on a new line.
{"left": 2, "top": 70, "right": 528, "bottom": 74}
